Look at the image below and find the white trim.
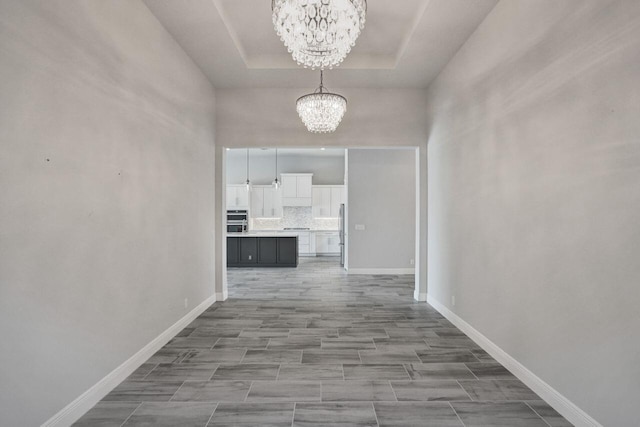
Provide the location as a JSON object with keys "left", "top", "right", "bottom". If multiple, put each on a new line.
{"left": 348, "top": 268, "right": 415, "bottom": 275}
{"left": 414, "top": 146, "right": 421, "bottom": 304}
{"left": 426, "top": 294, "right": 603, "bottom": 427}
{"left": 413, "top": 290, "right": 427, "bottom": 302}
{"left": 215, "top": 289, "right": 228, "bottom": 302}
{"left": 42, "top": 295, "right": 216, "bottom": 427}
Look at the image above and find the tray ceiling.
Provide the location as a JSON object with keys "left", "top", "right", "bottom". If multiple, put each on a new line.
{"left": 144, "top": 0, "right": 497, "bottom": 88}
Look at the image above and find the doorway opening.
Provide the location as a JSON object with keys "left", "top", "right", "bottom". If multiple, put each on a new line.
{"left": 219, "top": 147, "right": 423, "bottom": 302}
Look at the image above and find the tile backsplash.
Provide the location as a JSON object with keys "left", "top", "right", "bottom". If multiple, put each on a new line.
{"left": 251, "top": 207, "right": 339, "bottom": 231}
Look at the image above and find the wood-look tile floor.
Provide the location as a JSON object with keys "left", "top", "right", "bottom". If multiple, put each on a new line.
{"left": 75, "top": 258, "right": 572, "bottom": 426}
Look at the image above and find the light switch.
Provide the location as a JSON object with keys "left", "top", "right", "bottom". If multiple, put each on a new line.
{"left": 355, "top": 224, "right": 365, "bottom": 231}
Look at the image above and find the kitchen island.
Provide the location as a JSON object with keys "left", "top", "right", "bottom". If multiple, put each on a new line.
{"left": 227, "top": 233, "right": 298, "bottom": 267}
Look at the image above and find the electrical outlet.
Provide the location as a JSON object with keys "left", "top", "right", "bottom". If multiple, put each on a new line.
{"left": 410, "top": 259, "right": 415, "bottom": 265}
{"left": 355, "top": 224, "right": 365, "bottom": 231}
{"left": 451, "top": 296, "right": 456, "bottom": 306}
{"left": 184, "top": 298, "right": 188, "bottom": 309}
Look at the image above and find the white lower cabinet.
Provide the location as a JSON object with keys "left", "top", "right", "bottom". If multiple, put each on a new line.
{"left": 315, "top": 231, "right": 340, "bottom": 255}
{"left": 297, "top": 231, "right": 313, "bottom": 256}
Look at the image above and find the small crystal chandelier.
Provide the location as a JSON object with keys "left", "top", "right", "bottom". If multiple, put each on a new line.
{"left": 272, "top": 0, "right": 367, "bottom": 70}
{"left": 297, "top": 71, "right": 347, "bottom": 133}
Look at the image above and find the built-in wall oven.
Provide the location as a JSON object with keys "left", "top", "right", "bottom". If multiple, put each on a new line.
{"left": 227, "top": 210, "right": 248, "bottom": 233}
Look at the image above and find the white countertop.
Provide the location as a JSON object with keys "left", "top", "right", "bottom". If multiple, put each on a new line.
{"left": 227, "top": 232, "right": 299, "bottom": 238}
{"left": 244, "top": 229, "right": 339, "bottom": 233}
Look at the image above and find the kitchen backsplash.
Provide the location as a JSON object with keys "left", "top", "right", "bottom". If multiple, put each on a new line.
{"left": 251, "top": 207, "right": 339, "bottom": 231}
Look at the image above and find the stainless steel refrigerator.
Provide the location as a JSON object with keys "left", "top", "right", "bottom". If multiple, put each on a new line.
{"left": 339, "top": 203, "right": 345, "bottom": 267}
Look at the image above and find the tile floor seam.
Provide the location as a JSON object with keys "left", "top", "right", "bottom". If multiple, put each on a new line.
{"left": 291, "top": 401, "right": 296, "bottom": 427}
{"left": 462, "top": 363, "right": 480, "bottom": 380}
{"left": 204, "top": 402, "right": 218, "bottom": 427}
{"left": 209, "top": 337, "right": 220, "bottom": 350}
{"left": 207, "top": 364, "right": 220, "bottom": 381}
{"left": 168, "top": 380, "right": 186, "bottom": 402}
{"left": 448, "top": 401, "right": 468, "bottom": 427}
{"left": 524, "top": 401, "right": 555, "bottom": 427}
{"left": 371, "top": 401, "right": 381, "bottom": 427}
{"left": 244, "top": 381, "right": 254, "bottom": 402}
{"left": 140, "top": 363, "right": 159, "bottom": 381}
{"left": 388, "top": 380, "right": 399, "bottom": 402}
{"left": 455, "top": 379, "right": 475, "bottom": 402}
{"left": 118, "top": 401, "right": 142, "bottom": 427}
{"left": 399, "top": 364, "right": 410, "bottom": 381}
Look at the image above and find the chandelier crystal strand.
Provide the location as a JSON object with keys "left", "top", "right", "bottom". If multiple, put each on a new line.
{"left": 297, "top": 71, "right": 347, "bottom": 133}
{"left": 272, "top": 0, "right": 367, "bottom": 70}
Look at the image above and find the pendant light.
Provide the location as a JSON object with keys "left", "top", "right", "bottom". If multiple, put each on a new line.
{"left": 245, "top": 148, "right": 251, "bottom": 192}
{"left": 297, "top": 71, "right": 347, "bottom": 133}
{"left": 272, "top": 148, "right": 280, "bottom": 189}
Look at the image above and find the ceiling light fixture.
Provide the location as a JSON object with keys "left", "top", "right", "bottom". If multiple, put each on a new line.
{"left": 245, "top": 148, "right": 251, "bottom": 192}
{"left": 272, "top": 148, "right": 281, "bottom": 189}
{"left": 297, "top": 70, "right": 346, "bottom": 133}
{"left": 272, "top": 0, "right": 367, "bottom": 70}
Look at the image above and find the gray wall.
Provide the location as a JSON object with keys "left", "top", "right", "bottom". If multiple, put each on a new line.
{"left": 426, "top": 1, "right": 640, "bottom": 425}
{"left": 348, "top": 149, "right": 416, "bottom": 271}
{"left": 0, "top": 1, "right": 216, "bottom": 425}
{"left": 216, "top": 88, "right": 430, "bottom": 148}
{"left": 227, "top": 149, "right": 345, "bottom": 185}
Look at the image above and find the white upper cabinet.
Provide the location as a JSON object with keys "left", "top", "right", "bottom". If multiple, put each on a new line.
{"left": 330, "top": 186, "right": 344, "bottom": 217}
{"left": 296, "top": 175, "right": 313, "bottom": 198}
{"left": 250, "top": 185, "right": 282, "bottom": 218}
{"left": 250, "top": 186, "right": 265, "bottom": 218}
{"left": 281, "top": 173, "right": 313, "bottom": 206}
{"left": 312, "top": 187, "right": 331, "bottom": 218}
{"left": 264, "top": 186, "right": 283, "bottom": 218}
{"left": 282, "top": 175, "right": 297, "bottom": 198}
{"left": 312, "top": 185, "right": 344, "bottom": 218}
{"left": 227, "top": 185, "right": 249, "bottom": 210}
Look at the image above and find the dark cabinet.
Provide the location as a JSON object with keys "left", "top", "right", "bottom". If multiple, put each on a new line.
{"left": 239, "top": 237, "right": 257, "bottom": 265}
{"left": 258, "top": 238, "right": 278, "bottom": 264}
{"left": 227, "top": 236, "right": 297, "bottom": 268}
{"left": 227, "top": 237, "right": 239, "bottom": 264}
{"left": 278, "top": 237, "right": 297, "bottom": 265}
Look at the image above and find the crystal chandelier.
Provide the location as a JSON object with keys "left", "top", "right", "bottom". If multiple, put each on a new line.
{"left": 272, "top": 0, "right": 367, "bottom": 70}
{"left": 297, "top": 71, "right": 346, "bottom": 133}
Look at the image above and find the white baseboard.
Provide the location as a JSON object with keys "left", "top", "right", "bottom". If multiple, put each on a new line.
{"left": 216, "top": 289, "right": 228, "bottom": 301}
{"left": 426, "top": 294, "right": 602, "bottom": 427}
{"left": 42, "top": 295, "right": 216, "bottom": 427}
{"left": 348, "top": 268, "right": 415, "bottom": 275}
{"left": 413, "top": 290, "right": 427, "bottom": 302}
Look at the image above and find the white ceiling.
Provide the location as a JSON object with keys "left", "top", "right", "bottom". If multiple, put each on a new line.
{"left": 144, "top": 0, "right": 497, "bottom": 89}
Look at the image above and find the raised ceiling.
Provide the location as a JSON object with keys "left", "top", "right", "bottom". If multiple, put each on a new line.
{"left": 144, "top": 0, "right": 497, "bottom": 88}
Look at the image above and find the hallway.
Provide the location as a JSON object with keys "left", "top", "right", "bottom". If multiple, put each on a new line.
{"left": 75, "top": 259, "right": 570, "bottom": 426}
